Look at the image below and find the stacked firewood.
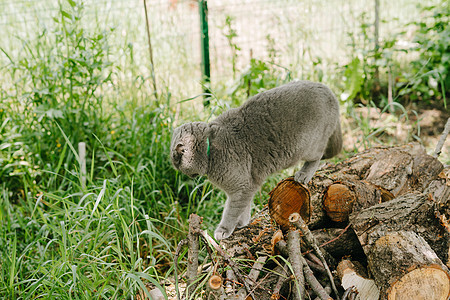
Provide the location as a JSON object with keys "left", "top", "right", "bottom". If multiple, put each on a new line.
{"left": 177, "top": 143, "right": 450, "bottom": 300}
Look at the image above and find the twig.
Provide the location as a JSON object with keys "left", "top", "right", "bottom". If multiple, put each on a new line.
{"left": 305, "top": 257, "right": 327, "bottom": 275}
{"left": 275, "top": 239, "right": 289, "bottom": 257}
{"left": 246, "top": 256, "right": 267, "bottom": 286}
{"left": 349, "top": 290, "right": 358, "bottom": 300}
{"left": 319, "top": 223, "right": 352, "bottom": 249}
{"left": 187, "top": 214, "right": 202, "bottom": 297}
{"left": 342, "top": 286, "right": 358, "bottom": 300}
{"left": 224, "top": 269, "right": 236, "bottom": 296}
{"left": 306, "top": 253, "right": 323, "bottom": 268}
{"left": 271, "top": 264, "right": 290, "bottom": 300}
{"left": 300, "top": 254, "right": 332, "bottom": 300}
{"left": 289, "top": 213, "right": 340, "bottom": 300}
{"left": 341, "top": 287, "right": 352, "bottom": 300}
{"left": 287, "top": 229, "right": 306, "bottom": 300}
{"left": 433, "top": 117, "right": 450, "bottom": 158}
{"left": 174, "top": 239, "right": 189, "bottom": 300}
{"left": 277, "top": 240, "right": 326, "bottom": 274}
{"left": 197, "top": 229, "right": 253, "bottom": 297}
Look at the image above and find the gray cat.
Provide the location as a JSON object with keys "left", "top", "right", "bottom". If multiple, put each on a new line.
{"left": 170, "top": 81, "right": 342, "bottom": 240}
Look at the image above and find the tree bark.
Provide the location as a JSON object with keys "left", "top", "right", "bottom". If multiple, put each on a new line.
{"left": 187, "top": 214, "right": 202, "bottom": 297}
{"left": 214, "top": 143, "right": 448, "bottom": 299}
{"left": 365, "top": 231, "right": 450, "bottom": 299}
{"left": 350, "top": 192, "right": 450, "bottom": 265}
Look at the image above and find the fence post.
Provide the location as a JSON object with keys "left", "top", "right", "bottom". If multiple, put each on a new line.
{"left": 143, "top": 0, "right": 158, "bottom": 101}
{"left": 78, "top": 142, "right": 86, "bottom": 189}
{"left": 373, "top": 0, "right": 380, "bottom": 99}
{"left": 199, "top": 0, "right": 211, "bottom": 106}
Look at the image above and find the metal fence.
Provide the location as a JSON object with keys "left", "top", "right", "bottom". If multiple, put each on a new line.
{"left": 0, "top": 0, "right": 438, "bottom": 99}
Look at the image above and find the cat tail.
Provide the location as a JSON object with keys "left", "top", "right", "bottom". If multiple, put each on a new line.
{"left": 323, "top": 122, "right": 343, "bottom": 159}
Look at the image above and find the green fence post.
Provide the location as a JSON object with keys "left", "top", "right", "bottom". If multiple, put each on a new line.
{"left": 199, "top": 0, "right": 211, "bottom": 106}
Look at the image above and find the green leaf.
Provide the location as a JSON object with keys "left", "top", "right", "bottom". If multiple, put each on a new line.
{"left": 61, "top": 10, "right": 72, "bottom": 20}
{"left": 67, "top": 0, "right": 77, "bottom": 7}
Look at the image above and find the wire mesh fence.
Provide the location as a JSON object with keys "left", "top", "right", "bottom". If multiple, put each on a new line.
{"left": 0, "top": 0, "right": 439, "bottom": 99}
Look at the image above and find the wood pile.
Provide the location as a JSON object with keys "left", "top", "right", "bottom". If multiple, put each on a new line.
{"left": 177, "top": 143, "right": 450, "bottom": 300}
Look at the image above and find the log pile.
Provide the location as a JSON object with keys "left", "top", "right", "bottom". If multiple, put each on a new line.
{"left": 176, "top": 143, "right": 450, "bottom": 300}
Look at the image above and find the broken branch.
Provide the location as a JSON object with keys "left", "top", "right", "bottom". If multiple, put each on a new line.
{"left": 433, "top": 117, "right": 450, "bottom": 158}
{"left": 289, "top": 213, "right": 340, "bottom": 300}
{"left": 197, "top": 229, "right": 252, "bottom": 297}
{"left": 187, "top": 214, "right": 202, "bottom": 297}
{"left": 287, "top": 229, "right": 306, "bottom": 300}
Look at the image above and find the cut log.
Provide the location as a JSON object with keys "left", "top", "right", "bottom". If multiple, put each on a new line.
{"left": 207, "top": 275, "right": 224, "bottom": 299}
{"left": 269, "top": 177, "right": 310, "bottom": 231}
{"left": 337, "top": 259, "right": 379, "bottom": 300}
{"left": 366, "top": 231, "right": 450, "bottom": 299}
{"left": 322, "top": 183, "right": 356, "bottom": 222}
{"left": 350, "top": 192, "right": 450, "bottom": 265}
{"left": 425, "top": 167, "right": 450, "bottom": 207}
{"left": 310, "top": 143, "right": 442, "bottom": 228}
{"left": 215, "top": 143, "right": 448, "bottom": 299}
{"left": 322, "top": 180, "right": 394, "bottom": 223}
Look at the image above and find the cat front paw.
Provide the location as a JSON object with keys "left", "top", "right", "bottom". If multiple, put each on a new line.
{"left": 214, "top": 225, "right": 234, "bottom": 240}
{"left": 294, "top": 171, "right": 312, "bottom": 184}
{"left": 236, "top": 213, "right": 250, "bottom": 228}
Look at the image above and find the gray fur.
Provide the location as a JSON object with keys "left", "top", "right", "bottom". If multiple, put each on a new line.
{"left": 170, "top": 81, "right": 342, "bottom": 240}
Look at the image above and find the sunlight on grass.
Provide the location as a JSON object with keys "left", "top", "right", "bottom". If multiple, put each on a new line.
{"left": 1, "top": 0, "right": 448, "bottom": 298}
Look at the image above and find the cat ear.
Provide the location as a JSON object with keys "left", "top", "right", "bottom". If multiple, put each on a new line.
{"left": 175, "top": 143, "right": 185, "bottom": 155}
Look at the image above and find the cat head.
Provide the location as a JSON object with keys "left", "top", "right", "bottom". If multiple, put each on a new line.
{"left": 170, "top": 122, "right": 209, "bottom": 178}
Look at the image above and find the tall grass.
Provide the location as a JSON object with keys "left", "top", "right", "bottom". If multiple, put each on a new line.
{"left": 0, "top": 1, "right": 224, "bottom": 297}
{"left": 1, "top": 0, "right": 447, "bottom": 298}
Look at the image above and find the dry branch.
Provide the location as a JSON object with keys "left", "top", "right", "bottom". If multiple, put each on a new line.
{"left": 300, "top": 254, "right": 332, "bottom": 300}
{"left": 434, "top": 117, "right": 450, "bottom": 158}
{"left": 174, "top": 238, "right": 188, "bottom": 300}
{"left": 289, "top": 213, "right": 339, "bottom": 299}
{"left": 246, "top": 256, "right": 267, "bottom": 286}
{"left": 197, "top": 229, "right": 252, "bottom": 297}
{"left": 206, "top": 274, "right": 224, "bottom": 299}
{"left": 287, "top": 229, "right": 306, "bottom": 300}
{"left": 187, "top": 214, "right": 202, "bottom": 297}
{"left": 271, "top": 264, "right": 290, "bottom": 300}
{"left": 178, "top": 143, "right": 449, "bottom": 299}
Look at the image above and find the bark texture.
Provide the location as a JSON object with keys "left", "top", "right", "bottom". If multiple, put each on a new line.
{"left": 193, "top": 143, "right": 449, "bottom": 299}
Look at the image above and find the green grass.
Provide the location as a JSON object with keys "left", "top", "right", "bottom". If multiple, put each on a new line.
{"left": 0, "top": 1, "right": 220, "bottom": 297}
{"left": 1, "top": 0, "right": 448, "bottom": 298}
